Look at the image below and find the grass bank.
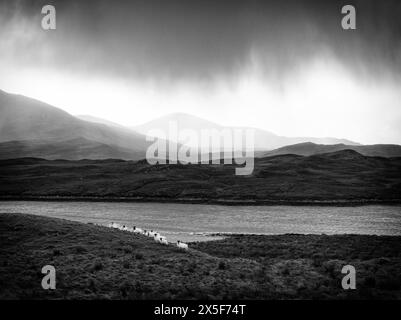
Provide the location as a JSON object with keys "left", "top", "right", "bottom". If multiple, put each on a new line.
{"left": 1, "top": 213, "right": 400, "bottom": 299}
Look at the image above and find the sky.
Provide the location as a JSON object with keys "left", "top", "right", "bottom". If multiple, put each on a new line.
{"left": 0, "top": 0, "right": 400, "bottom": 144}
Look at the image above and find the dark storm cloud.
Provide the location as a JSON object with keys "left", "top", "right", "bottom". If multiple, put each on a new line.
{"left": 1, "top": 0, "right": 401, "bottom": 82}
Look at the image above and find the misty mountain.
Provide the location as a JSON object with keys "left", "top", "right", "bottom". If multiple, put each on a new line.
{"left": 263, "top": 142, "right": 401, "bottom": 158}
{"left": 133, "top": 112, "right": 359, "bottom": 151}
{"left": 0, "top": 90, "right": 363, "bottom": 161}
{"left": 76, "top": 115, "right": 126, "bottom": 129}
{"left": 0, "top": 90, "right": 151, "bottom": 160}
{"left": 134, "top": 112, "right": 220, "bottom": 134}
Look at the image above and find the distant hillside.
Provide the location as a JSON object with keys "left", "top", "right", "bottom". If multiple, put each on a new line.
{"left": 1, "top": 150, "right": 400, "bottom": 203}
{"left": 0, "top": 90, "right": 151, "bottom": 160}
{"left": 0, "top": 138, "right": 144, "bottom": 160}
{"left": 0, "top": 90, "right": 361, "bottom": 160}
{"left": 264, "top": 142, "right": 401, "bottom": 158}
{"left": 133, "top": 112, "right": 359, "bottom": 151}
{"left": 76, "top": 115, "right": 126, "bottom": 129}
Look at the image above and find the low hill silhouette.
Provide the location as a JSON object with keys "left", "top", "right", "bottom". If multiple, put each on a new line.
{"left": 264, "top": 142, "right": 401, "bottom": 158}
{"left": 1, "top": 150, "right": 400, "bottom": 203}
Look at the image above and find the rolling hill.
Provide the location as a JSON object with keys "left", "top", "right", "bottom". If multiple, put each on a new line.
{"left": 263, "top": 142, "right": 401, "bottom": 158}
{"left": 1, "top": 150, "right": 400, "bottom": 203}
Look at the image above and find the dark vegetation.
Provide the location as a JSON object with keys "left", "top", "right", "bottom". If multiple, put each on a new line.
{"left": 1, "top": 213, "right": 400, "bottom": 299}
{"left": 1, "top": 150, "right": 401, "bottom": 204}
{"left": 263, "top": 142, "right": 401, "bottom": 158}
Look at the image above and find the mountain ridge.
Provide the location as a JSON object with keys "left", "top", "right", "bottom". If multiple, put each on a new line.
{"left": 3, "top": 89, "right": 394, "bottom": 162}
{"left": 0, "top": 90, "right": 151, "bottom": 160}
{"left": 132, "top": 112, "right": 360, "bottom": 151}
{"left": 263, "top": 142, "right": 401, "bottom": 158}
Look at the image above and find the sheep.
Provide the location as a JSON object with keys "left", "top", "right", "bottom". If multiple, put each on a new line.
{"left": 108, "top": 223, "right": 170, "bottom": 245}
{"left": 132, "top": 226, "right": 143, "bottom": 234}
{"left": 177, "top": 240, "right": 188, "bottom": 250}
{"left": 113, "top": 223, "right": 122, "bottom": 229}
{"left": 108, "top": 222, "right": 119, "bottom": 228}
{"left": 148, "top": 230, "right": 157, "bottom": 237}
{"left": 153, "top": 233, "right": 168, "bottom": 245}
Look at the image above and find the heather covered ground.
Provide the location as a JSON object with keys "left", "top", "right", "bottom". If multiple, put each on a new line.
{"left": 1, "top": 150, "right": 401, "bottom": 204}
{"left": 1, "top": 213, "right": 400, "bottom": 299}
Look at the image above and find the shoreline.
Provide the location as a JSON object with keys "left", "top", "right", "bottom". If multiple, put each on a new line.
{"left": 1, "top": 195, "right": 401, "bottom": 206}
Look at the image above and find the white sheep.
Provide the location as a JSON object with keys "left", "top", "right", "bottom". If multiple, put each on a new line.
{"left": 108, "top": 222, "right": 119, "bottom": 228}
{"left": 148, "top": 230, "right": 157, "bottom": 237}
{"left": 177, "top": 240, "right": 188, "bottom": 250}
{"left": 153, "top": 233, "right": 168, "bottom": 245}
{"left": 132, "top": 226, "right": 143, "bottom": 234}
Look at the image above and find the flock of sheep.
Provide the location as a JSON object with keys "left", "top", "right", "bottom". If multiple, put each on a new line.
{"left": 107, "top": 222, "right": 189, "bottom": 250}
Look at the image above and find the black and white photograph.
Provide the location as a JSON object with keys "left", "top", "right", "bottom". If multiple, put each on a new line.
{"left": 0, "top": 0, "right": 400, "bottom": 309}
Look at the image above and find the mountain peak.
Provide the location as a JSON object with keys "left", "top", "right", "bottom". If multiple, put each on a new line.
{"left": 0, "top": 90, "right": 151, "bottom": 160}
{"left": 134, "top": 112, "right": 222, "bottom": 135}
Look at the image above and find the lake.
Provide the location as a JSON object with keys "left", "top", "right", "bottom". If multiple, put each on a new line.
{"left": 1, "top": 201, "right": 400, "bottom": 242}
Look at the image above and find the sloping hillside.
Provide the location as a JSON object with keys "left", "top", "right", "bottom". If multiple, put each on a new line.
{"left": 0, "top": 138, "right": 144, "bottom": 160}
{"left": 1, "top": 213, "right": 400, "bottom": 299}
{"left": 0, "top": 90, "right": 150, "bottom": 160}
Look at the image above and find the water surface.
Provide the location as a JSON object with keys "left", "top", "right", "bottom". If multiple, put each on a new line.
{"left": 1, "top": 201, "right": 400, "bottom": 242}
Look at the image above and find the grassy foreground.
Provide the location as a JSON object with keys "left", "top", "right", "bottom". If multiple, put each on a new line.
{"left": 0, "top": 212, "right": 400, "bottom": 299}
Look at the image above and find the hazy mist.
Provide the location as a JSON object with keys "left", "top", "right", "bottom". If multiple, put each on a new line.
{"left": 0, "top": 0, "right": 400, "bottom": 144}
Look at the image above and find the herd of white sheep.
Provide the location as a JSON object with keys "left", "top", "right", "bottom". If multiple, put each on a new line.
{"left": 107, "top": 222, "right": 188, "bottom": 250}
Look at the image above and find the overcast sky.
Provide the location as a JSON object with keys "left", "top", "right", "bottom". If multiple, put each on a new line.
{"left": 0, "top": 0, "right": 400, "bottom": 144}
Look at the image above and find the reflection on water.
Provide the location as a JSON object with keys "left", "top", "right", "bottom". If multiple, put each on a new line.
{"left": 0, "top": 201, "right": 400, "bottom": 242}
